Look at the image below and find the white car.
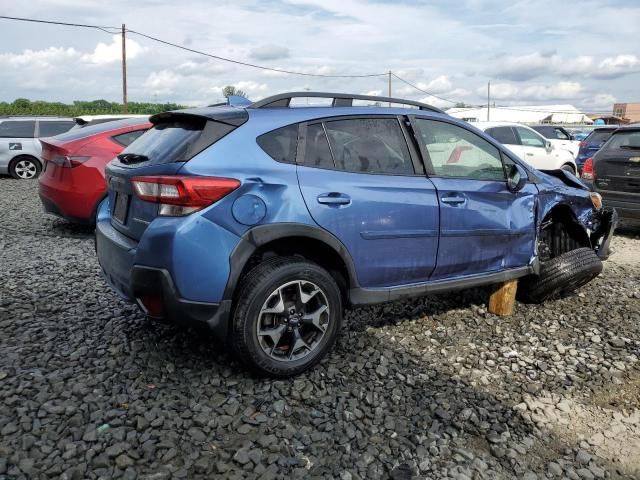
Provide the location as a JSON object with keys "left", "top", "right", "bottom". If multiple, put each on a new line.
{"left": 472, "top": 122, "right": 578, "bottom": 174}
{"left": 530, "top": 125, "right": 581, "bottom": 159}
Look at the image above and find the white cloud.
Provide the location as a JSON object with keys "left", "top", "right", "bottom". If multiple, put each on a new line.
{"left": 249, "top": 44, "right": 290, "bottom": 61}
{"left": 81, "top": 35, "right": 146, "bottom": 65}
{"left": 595, "top": 55, "right": 640, "bottom": 78}
{"left": 1, "top": 47, "right": 79, "bottom": 67}
{"left": 479, "top": 81, "right": 583, "bottom": 101}
{"left": 143, "top": 70, "right": 182, "bottom": 95}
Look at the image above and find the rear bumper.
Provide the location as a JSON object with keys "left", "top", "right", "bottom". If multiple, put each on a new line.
{"left": 95, "top": 202, "right": 233, "bottom": 339}
{"left": 39, "top": 182, "right": 103, "bottom": 224}
{"left": 131, "top": 266, "right": 231, "bottom": 338}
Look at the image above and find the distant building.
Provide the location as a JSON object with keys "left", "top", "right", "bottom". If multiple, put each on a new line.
{"left": 613, "top": 103, "right": 640, "bottom": 123}
{"left": 446, "top": 104, "right": 593, "bottom": 124}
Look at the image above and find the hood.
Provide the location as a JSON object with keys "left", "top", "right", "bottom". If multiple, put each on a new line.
{"left": 537, "top": 169, "right": 588, "bottom": 191}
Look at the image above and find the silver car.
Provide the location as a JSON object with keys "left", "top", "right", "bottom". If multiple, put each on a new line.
{"left": 0, "top": 117, "right": 76, "bottom": 179}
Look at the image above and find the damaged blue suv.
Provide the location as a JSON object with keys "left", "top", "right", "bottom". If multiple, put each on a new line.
{"left": 96, "top": 92, "right": 616, "bottom": 377}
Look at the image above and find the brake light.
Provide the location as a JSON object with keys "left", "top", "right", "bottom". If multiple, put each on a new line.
{"left": 581, "top": 158, "right": 595, "bottom": 181}
{"left": 49, "top": 155, "right": 90, "bottom": 168}
{"left": 131, "top": 175, "right": 240, "bottom": 216}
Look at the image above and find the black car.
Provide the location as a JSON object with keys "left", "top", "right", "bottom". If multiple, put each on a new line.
{"left": 576, "top": 126, "right": 618, "bottom": 172}
{"left": 583, "top": 124, "right": 640, "bottom": 225}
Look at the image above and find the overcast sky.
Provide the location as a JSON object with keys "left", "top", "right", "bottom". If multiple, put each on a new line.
{"left": 1, "top": 0, "right": 639, "bottom": 112}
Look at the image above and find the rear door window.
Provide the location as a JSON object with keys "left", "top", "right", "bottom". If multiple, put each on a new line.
{"left": 111, "top": 129, "right": 148, "bottom": 147}
{"left": 485, "top": 127, "right": 518, "bottom": 145}
{"left": 324, "top": 118, "right": 414, "bottom": 174}
{"left": 515, "top": 127, "right": 546, "bottom": 148}
{"left": 257, "top": 124, "right": 298, "bottom": 163}
{"left": 0, "top": 120, "right": 36, "bottom": 138}
{"left": 38, "top": 121, "right": 75, "bottom": 137}
{"left": 303, "top": 123, "right": 334, "bottom": 169}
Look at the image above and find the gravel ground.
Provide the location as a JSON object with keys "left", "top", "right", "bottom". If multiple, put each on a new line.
{"left": 1, "top": 177, "right": 639, "bottom": 480}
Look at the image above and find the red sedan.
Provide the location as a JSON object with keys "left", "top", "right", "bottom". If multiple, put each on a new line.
{"left": 39, "top": 118, "right": 151, "bottom": 224}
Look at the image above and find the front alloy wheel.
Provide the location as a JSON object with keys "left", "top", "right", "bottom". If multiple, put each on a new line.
{"left": 232, "top": 257, "right": 342, "bottom": 377}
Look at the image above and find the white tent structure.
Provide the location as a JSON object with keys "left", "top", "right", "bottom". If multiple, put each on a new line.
{"left": 447, "top": 105, "right": 593, "bottom": 124}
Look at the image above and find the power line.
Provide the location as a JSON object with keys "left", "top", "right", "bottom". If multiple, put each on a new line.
{"left": 0, "top": 14, "right": 388, "bottom": 78}
{"left": 391, "top": 73, "right": 460, "bottom": 104}
{"left": 0, "top": 15, "right": 120, "bottom": 34}
{"left": 125, "top": 29, "right": 387, "bottom": 78}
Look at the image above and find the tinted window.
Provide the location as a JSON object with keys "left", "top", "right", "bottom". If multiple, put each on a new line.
{"left": 324, "top": 118, "right": 413, "bottom": 174}
{"left": 532, "top": 126, "right": 569, "bottom": 140}
{"left": 303, "top": 123, "right": 334, "bottom": 169}
{"left": 112, "top": 129, "right": 147, "bottom": 147}
{"left": 119, "top": 118, "right": 235, "bottom": 166}
{"left": 38, "top": 121, "right": 75, "bottom": 137}
{"left": 0, "top": 120, "right": 36, "bottom": 138}
{"left": 553, "top": 128, "right": 569, "bottom": 140}
{"left": 257, "top": 125, "right": 298, "bottom": 163}
{"left": 55, "top": 118, "right": 148, "bottom": 142}
{"left": 415, "top": 119, "right": 506, "bottom": 181}
{"left": 587, "top": 130, "right": 614, "bottom": 146}
{"left": 604, "top": 131, "right": 640, "bottom": 150}
{"left": 516, "top": 127, "right": 546, "bottom": 148}
{"left": 485, "top": 126, "right": 518, "bottom": 145}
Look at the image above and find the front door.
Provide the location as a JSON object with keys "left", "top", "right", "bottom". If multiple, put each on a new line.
{"left": 412, "top": 118, "right": 537, "bottom": 279}
{"left": 296, "top": 117, "right": 440, "bottom": 288}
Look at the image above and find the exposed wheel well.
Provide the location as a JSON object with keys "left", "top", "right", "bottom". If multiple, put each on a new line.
{"left": 239, "top": 236, "right": 351, "bottom": 304}
{"left": 538, "top": 205, "right": 591, "bottom": 260}
{"left": 561, "top": 163, "right": 577, "bottom": 175}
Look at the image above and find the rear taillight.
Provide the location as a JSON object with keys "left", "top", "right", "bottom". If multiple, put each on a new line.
{"left": 50, "top": 155, "right": 90, "bottom": 168}
{"left": 131, "top": 175, "right": 240, "bottom": 216}
{"left": 581, "top": 157, "right": 595, "bottom": 181}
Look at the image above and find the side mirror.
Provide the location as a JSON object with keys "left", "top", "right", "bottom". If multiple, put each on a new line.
{"left": 545, "top": 141, "right": 553, "bottom": 153}
{"left": 507, "top": 164, "right": 527, "bottom": 193}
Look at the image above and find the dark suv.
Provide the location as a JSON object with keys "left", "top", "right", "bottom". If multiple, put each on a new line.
{"left": 582, "top": 124, "right": 640, "bottom": 225}
{"left": 576, "top": 126, "right": 618, "bottom": 172}
{"left": 96, "top": 92, "right": 616, "bottom": 376}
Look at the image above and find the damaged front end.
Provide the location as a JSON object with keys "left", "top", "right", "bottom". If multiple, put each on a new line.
{"left": 591, "top": 207, "right": 618, "bottom": 259}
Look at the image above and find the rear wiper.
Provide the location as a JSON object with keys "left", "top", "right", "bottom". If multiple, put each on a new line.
{"left": 620, "top": 144, "right": 640, "bottom": 149}
{"left": 118, "top": 153, "right": 150, "bottom": 164}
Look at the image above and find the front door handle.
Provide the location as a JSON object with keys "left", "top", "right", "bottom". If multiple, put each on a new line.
{"left": 526, "top": 152, "right": 534, "bottom": 156}
{"left": 441, "top": 194, "right": 466, "bottom": 205}
{"left": 317, "top": 193, "right": 351, "bottom": 205}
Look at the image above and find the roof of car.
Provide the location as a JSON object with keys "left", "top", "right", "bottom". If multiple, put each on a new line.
{"left": 612, "top": 123, "right": 640, "bottom": 131}
{"left": 0, "top": 116, "right": 74, "bottom": 121}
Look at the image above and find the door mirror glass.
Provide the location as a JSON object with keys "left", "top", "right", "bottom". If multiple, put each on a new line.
{"left": 507, "top": 164, "right": 527, "bottom": 192}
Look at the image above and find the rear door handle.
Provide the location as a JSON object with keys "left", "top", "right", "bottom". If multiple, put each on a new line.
{"left": 317, "top": 193, "right": 351, "bottom": 205}
{"left": 441, "top": 194, "right": 466, "bottom": 205}
{"left": 526, "top": 153, "right": 534, "bottom": 156}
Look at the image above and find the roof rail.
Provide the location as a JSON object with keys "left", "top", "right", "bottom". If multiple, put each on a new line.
{"left": 248, "top": 92, "right": 444, "bottom": 113}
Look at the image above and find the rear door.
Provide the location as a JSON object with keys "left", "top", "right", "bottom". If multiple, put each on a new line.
{"left": 514, "top": 126, "right": 555, "bottom": 169}
{"left": 593, "top": 128, "right": 640, "bottom": 217}
{"left": 413, "top": 118, "right": 536, "bottom": 279}
{"left": 296, "top": 116, "right": 440, "bottom": 288}
{"left": 0, "top": 120, "right": 38, "bottom": 165}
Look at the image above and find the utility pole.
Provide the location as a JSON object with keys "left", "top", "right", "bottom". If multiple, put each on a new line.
{"left": 121, "top": 24, "right": 128, "bottom": 113}
{"left": 388, "top": 70, "right": 392, "bottom": 107}
{"left": 487, "top": 81, "right": 491, "bottom": 121}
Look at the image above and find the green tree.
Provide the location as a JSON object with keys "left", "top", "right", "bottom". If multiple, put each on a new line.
{"left": 222, "top": 85, "right": 248, "bottom": 98}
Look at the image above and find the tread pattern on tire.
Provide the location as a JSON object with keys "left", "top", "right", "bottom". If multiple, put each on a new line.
{"left": 231, "top": 256, "right": 342, "bottom": 377}
{"left": 519, "top": 247, "right": 602, "bottom": 304}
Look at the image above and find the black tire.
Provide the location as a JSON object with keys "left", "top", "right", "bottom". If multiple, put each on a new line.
{"left": 518, "top": 247, "right": 602, "bottom": 304}
{"left": 231, "top": 257, "right": 342, "bottom": 377}
{"left": 9, "top": 155, "right": 42, "bottom": 179}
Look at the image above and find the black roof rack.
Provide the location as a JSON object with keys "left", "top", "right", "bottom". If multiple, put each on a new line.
{"left": 248, "top": 92, "right": 444, "bottom": 113}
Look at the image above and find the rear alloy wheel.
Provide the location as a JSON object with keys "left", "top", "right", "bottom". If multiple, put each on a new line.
{"left": 9, "top": 156, "right": 41, "bottom": 179}
{"left": 232, "top": 257, "right": 342, "bottom": 377}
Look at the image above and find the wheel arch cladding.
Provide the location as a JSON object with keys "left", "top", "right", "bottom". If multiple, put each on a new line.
{"left": 225, "top": 223, "right": 358, "bottom": 304}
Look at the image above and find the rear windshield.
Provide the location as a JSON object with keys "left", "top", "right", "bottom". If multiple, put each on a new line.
{"left": 586, "top": 130, "right": 614, "bottom": 145}
{"left": 116, "top": 118, "right": 236, "bottom": 166}
{"left": 604, "top": 131, "right": 640, "bottom": 150}
{"left": 54, "top": 118, "right": 148, "bottom": 142}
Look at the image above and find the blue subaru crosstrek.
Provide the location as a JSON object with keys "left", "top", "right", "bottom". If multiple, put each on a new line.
{"left": 96, "top": 92, "right": 616, "bottom": 376}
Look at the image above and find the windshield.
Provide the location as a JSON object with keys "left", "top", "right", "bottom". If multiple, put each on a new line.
{"left": 586, "top": 130, "right": 614, "bottom": 146}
